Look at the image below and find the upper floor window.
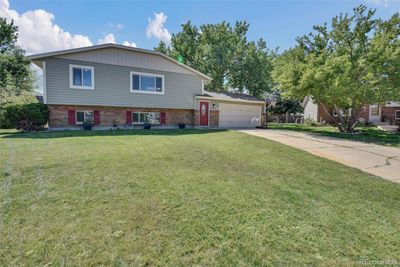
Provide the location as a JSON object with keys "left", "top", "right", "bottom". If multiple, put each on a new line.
{"left": 130, "top": 71, "right": 164, "bottom": 95}
{"left": 69, "top": 64, "right": 94, "bottom": 90}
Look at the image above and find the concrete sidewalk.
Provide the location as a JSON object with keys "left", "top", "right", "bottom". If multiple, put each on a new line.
{"left": 240, "top": 129, "right": 400, "bottom": 183}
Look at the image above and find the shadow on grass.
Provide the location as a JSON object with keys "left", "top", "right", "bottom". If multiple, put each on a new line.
{"left": 0, "top": 128, "right": 228, "bottom": 139}
{"left": 269, "top": 124, "right": 400, "bottom": 147}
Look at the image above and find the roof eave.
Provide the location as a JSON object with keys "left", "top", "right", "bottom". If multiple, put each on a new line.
{"left": 195, "top": 95, "right": 265, "bottom": 104}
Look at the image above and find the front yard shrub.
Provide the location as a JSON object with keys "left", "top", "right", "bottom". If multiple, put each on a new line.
{"left": 143, "top": 122, "right": 151, "bottom": 129}
{"left": 304, "top": 118, "right": 317, "bottom": 126}
{"left": 82, "top": 121, "right": 93, "bottom": 130}
{"left": 2, "top": 102, "right": 48, "bottom": 131}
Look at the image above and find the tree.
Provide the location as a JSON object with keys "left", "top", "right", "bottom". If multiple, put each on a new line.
{"left": 155, "top": 20, "right": 274, "bottom": 96}
{"left": 272, "top": 5, "right": 400, "bottom": 133}
{"left": 269, "top": 91, "right": 303, "bottom": 122}
{"left": 154, "top": 41, "right": 170, "bottom": 55}
{"left": 0, "top": 17, "right": 34, "bottom": 95}
{"left": 229, "top": 39, "right": 275, "bottom": 97}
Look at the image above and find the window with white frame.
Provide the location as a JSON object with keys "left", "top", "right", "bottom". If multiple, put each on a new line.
{"left": 76, "top": 111, "right": 93, "bottom": 124}
{"left": 130, "top": 71, "right": 164, "bottom": 94}
{"left": 371, "top": 107, "right": 379, "bottom": 116}
{"left": 69, "top": 64, "right": 94, "bottom": 89}
{"left": 333, "top": 108, "right": 351, "bottom": 117}
{"left": 132, "top": 112, "right": 160, "bottom": 124}
{"left": 395, "top": 110, "right": 400, "bottom": 119}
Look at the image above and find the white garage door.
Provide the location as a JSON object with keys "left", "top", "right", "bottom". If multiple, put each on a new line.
{"left": 219, "top": 103, "right": 262, "bottom": 128}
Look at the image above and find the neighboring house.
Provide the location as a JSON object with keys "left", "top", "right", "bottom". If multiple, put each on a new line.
{"left": 29, "top": 44, "right": 265, "bottom": 129}
{"left": 302, "top": 96, "right": 400, "bottom": 123}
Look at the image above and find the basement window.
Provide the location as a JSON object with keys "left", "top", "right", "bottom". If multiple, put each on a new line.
{"left": 76, "top": 111, "right": 93, "bottom": 125}
{"left": 132, "top": 112, "right": 160, "bottom": 124}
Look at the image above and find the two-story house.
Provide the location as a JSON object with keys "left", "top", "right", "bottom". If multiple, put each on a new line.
{"left": 29, "top": 44, "right": 266, "bottom": 129}
{"left": 303, "top": 96, "right": 400, "bottom": 124}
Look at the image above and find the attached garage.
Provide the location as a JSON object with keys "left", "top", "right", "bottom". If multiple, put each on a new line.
{"left": 219, "top": 103, "right": 262, "bottom": 128}
{"left": 196, "top": 91, "right": 265, "bottom": 128}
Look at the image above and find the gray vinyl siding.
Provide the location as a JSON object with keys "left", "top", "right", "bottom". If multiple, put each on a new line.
{"left": 55, "top": 47, "right": 194, "bottom": 75}
{"left": 45, "top": 58, "right": 202, "bottom": 109}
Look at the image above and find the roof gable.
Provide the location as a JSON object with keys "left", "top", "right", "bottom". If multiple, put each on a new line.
{"left": 29, "top": 44, "right": 211, "bottom": 80}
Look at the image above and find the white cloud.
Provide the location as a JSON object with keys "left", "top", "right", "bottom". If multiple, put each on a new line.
{"left": 98, "top": 34, "right": 136, "bottom": 47}
{"left": 107, "top": 22, "right": 124, "bottom": 30}
{"left": 97, "top": 33, "right": 116, "bottom": 44}
{"left": 368, "top": 0, "right": 400, "bottom": 7}
{"left": 146, "top": 12, "right": 171, "bottom": 43}
{"left": 0, "top": 0, "right": 93, "bottom": 54}
{"left": 122, "top": 41, "right": 137, "bottom": 47}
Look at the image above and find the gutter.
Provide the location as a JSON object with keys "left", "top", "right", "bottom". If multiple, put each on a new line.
{"left": 195, "top": 95, "right": 265, "bottom": 104}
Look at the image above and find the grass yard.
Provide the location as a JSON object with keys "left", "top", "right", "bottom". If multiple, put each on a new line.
{"left": 268, "top": 123, "right": 400, "bottom": 147}
{"left": 1, "top": 129, "right": 400, "bottom": 266}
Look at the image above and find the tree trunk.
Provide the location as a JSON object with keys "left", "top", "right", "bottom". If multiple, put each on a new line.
{"left": 285, "top": 111, "right": 290, "bottom": 123}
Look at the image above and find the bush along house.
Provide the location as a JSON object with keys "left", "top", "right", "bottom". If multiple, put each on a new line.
{"left": 29, "top": 44, "right": 266, "bottom": 130}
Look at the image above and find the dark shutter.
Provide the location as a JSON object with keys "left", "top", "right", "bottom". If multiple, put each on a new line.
{"left": 132, "top": 74, "right": 139, "bottom": 90}
{"left": 126, "top": 111, "right": 132, "bottom": 125}
{"left": 94, "top": 110, "right": 100, "bottom": 125}
{"left": 160, "top": 112, "right": 166, "bottom": 125}
{"left": 68, "top": 110, "right": 75, "bottom": 125}
{"left": 156, "top": 77, "right": 162, "bottom": 92}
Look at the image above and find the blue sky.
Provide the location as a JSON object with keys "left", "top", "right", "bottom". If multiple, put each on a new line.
{"left": 3, "top": 0, "right": 400, "bottom": 55}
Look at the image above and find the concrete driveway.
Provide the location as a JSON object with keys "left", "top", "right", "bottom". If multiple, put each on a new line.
{"left": 240, "top": 129, "right": 400, "bottom": 183}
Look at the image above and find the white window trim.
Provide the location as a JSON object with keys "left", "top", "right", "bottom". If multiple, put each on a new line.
{"left": 130, "top": 71, "right": 165, "bottom": 95}
{"left": 42, "top": 61, "right": 47, "bottom": 104}
{"left": 75, "top": 110, "right": 94, "bottom": 125}
{"left": 132, "top": 112, "right": 161, "bottom": 125}
{"left": 395, "top": 110, "right": 400, "bottom": 120}
{"left": 69, "top": 64, "right": 95, "bottom": 90}
{"left": 333, "top": 108, "right": 351, "bottom": 117}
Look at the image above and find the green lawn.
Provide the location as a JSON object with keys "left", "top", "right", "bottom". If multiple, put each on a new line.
{"left": 1, "top": 129, "right": 399, "bottom": 266}
{"left": 268, "top": 123, "right": 400, "bottom": 147}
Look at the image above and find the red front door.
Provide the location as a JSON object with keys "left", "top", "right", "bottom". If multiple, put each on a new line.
{"left": 199, "top": 101, "right": 209, "bottom": 126}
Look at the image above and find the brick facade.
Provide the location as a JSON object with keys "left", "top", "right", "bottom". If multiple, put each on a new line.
{"left": 317, "top": 105, "right": 369, "bottom": 123}
{"left": 382, "top": 107, "right": 400, "bottom": 122}
{"left": 210, "top": 110, "right": 219, "bottom": 127}
{"left": 261, "top": 113, "right": 267, "bottom": 127}
{"left": 48, "top": 105, "right": 194, "bottom": 128}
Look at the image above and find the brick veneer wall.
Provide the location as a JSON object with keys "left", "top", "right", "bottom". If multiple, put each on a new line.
{"left": 317, "top": 104, "right": 369, "bottom": 123}
{"left": 261, "top": 113, "right": 267, "bottom": 127}
{"left": 382, "top": 107, "right": 400, "bottom": 121}
{"left": 48, "top": 105, "right": 195, "bottom": 128}
{"left": 210, "top": 110, "right": 219, "bottom": 127}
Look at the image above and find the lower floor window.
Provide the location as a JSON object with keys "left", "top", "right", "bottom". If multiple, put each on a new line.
{"left": 132, "top": 112, "right": 160, "bottom": 124}
{"left": 395, "top": 110, "right": 400, "bottom": 119}
{"left": 371, "top": 107, "right": 379, "bottom": 116}
{"left": 76, "top": 111, "right": 93, "bottom": 124}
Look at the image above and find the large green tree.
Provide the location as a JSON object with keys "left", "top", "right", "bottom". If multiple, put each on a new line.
{"left": 273, "top": 5, "right": 400, "bottom": 133}
{"left": 0, "top": 18, "right": 34, "bottom": 95}
{"left": 155, "top": 21, "right": 274, "bottom": 97}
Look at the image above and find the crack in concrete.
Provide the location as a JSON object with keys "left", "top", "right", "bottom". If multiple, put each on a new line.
{"left": 367, "top": 156, "right": 399, "bottom": 169}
